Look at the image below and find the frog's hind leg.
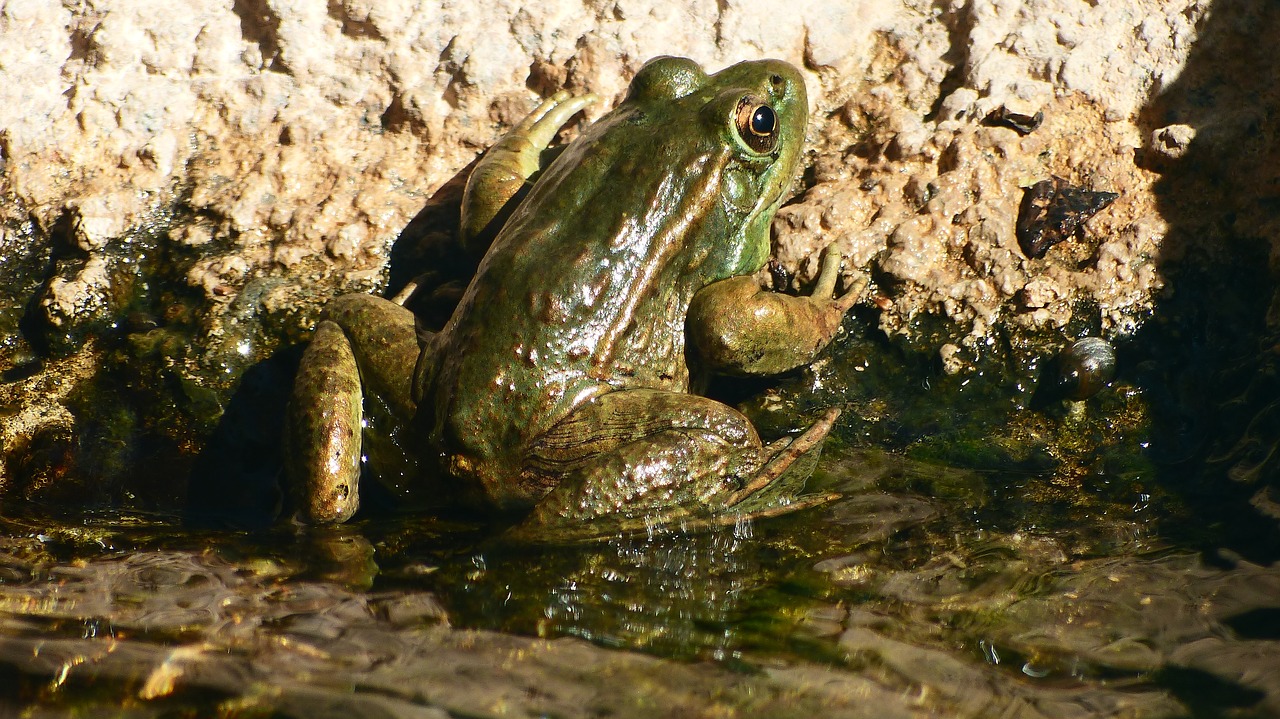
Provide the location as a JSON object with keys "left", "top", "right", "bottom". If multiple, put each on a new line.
{"left": 286, "top": 294, "right": 422, "bottom": 523}
{"left": 509, "top": 389, "right": 838, "bottom": 542}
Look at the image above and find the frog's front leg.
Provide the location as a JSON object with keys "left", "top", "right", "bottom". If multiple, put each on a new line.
{"left": 687, "top": 246, "right": 865, "bottom": 376}
{"left": 507, "top": 389, "right": 838, "bottom": 542}
{"left": 286, "top": 294, "right": 421, "bottom": 523}
{"left": 459, "top": 91, "right": 597, "bottom": 250}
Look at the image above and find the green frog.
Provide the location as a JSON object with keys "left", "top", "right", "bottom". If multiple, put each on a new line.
{"left": 287, "top": 57, "right": 858, "bottom": 540}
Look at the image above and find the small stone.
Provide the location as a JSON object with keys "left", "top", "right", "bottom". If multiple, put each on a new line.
{"left": 1150, "top": 123, "right": 1196, "bottom": 161}
{"left": 939, "top": 343, "right": 966, "bottom": 375}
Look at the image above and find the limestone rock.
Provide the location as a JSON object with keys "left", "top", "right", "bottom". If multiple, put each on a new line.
{"left": 0, "top": 0, "right": 1259, "bottom": 502}
{"left": 0, "top": 0, "right": 1205, "bottom": 358}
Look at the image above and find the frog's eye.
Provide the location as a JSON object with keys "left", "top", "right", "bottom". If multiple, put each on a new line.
{"left": 750, "top": 106, "right": 776, "bottom": 135}
{"left": 735, "top": 97, "right": 778, "bottom": 154}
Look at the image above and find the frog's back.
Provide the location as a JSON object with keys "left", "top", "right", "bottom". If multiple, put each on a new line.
{"left": 422, "top": 113, "right": 746, "bottom": 500}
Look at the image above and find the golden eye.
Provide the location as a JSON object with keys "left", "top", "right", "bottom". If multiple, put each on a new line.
{"left": 735, "top": 97, "right": 778, "bottom": 153}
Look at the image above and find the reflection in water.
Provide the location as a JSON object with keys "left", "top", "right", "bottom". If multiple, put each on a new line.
{"left": 1, "top": 448, "right": 1280, "bottom": 718}
{"left": 436, "top": 525, "right": 778, "bottom": 660}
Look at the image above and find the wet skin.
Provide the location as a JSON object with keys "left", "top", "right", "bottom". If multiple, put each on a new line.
{"left": 287, "top": 57, "right": 858, "bottom": 540}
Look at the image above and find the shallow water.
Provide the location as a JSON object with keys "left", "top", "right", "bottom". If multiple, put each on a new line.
{"left": 2, "top": 441, "right": 1277, "bottom": 718}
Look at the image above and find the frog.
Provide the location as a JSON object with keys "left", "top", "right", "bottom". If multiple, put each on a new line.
{"left": 286, "top": 56, "right": 860, "bottom": 541}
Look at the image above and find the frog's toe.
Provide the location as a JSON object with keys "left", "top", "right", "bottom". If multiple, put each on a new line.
{"left": 725, "top": 406, "right": 840, "bottom": 508}
{"left": 523, "top": 90, "right": 571, "bottom": 122}
{"left": 812, "top": 245, "right": 844, "bottom": 298}
{"left": 517, "top": 91, "right": 598, "bottom": 153}
{"left": 834, "top": 273, "right": 868, "bottom": 312}
{"left": 810, "top": 246, "right": 865, "bottom": 313}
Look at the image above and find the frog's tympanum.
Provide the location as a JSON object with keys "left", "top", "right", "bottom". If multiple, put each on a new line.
{"left": 287, "top": 57, "right": 858, "bottom": 540}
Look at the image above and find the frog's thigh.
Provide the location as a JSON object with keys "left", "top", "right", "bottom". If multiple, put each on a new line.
{"left": 527, "top": 388, "right": 762, "bottom": 469}
{"left": 521, "top": 389, "right": 766, "bottom": 525}
{"left": 322, "top": 294, "right": 420, "bottom": 417}
{"left": 287, "top": 294, "right": 422, "bottom": 523}
{"left": 327, "top": 293, "right": 429, "bottom": 496}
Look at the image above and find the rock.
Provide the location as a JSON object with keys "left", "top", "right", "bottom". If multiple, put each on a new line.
{"left": 0, "top": 0, "right": 1260, "bottom": 506}
{"left": 0, "top": 541, "right": 1224, "bottom": 717}
{"left": 1149, "top": 123, "right": 1197, "bottom": 162}
{"left": 0, "top": 0, "right": 1204, "bottom": 352}
{"left": 0, "top": 346, "right": 98, "bottom": 501}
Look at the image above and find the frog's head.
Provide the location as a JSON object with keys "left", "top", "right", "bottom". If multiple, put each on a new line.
{"left": 624, "top": 57, "right": 809, "bottom": 274}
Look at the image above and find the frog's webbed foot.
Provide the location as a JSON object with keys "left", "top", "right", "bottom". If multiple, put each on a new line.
{"left": 723, "top": 406, "right": 841, "bottom": 511}
{"left": 459, "top": 91, "right": 598, "bottom": 250}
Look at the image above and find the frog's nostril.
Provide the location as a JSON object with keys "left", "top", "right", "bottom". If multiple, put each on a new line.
{"left": 770, "top": 74, "right": 783, "bottom": 86}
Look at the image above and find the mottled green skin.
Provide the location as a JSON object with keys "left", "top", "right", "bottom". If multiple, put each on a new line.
{"left": 288, "top": 57, "right": 856, "bottom": 537}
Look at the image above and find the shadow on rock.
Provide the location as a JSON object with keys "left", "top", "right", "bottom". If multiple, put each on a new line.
{"left": 184, "top": 346, "right": 299, "bottom": 528}
{"left": 1132, "top": 0, "right": 1280, "bottom": 560}
{"left": 385, "top": 161, "right": 484, "bottom": 330}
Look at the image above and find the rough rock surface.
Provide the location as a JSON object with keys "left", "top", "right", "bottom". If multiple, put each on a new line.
{"left": 2, "top": 0, "right": 1272, "bottom": 500}
{"left": 775, "top": 0, "right": 1201, "bottom": 321}
{"left": 1, "top": 0, "right": 1204, "bottom": 356}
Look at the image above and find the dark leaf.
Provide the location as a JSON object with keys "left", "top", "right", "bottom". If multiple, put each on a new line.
{"left": 1016, "top": 176, "right": 1119, "bottom": 258}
